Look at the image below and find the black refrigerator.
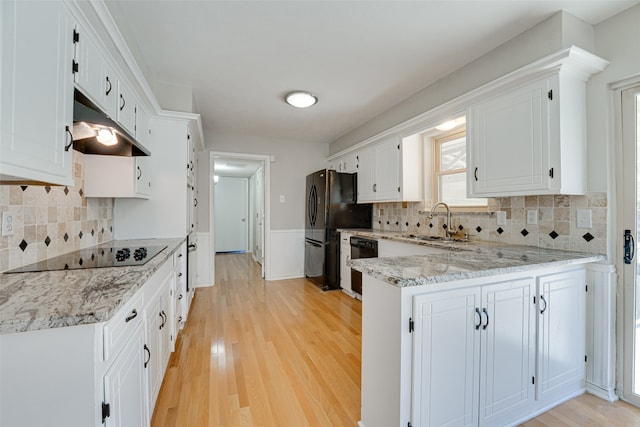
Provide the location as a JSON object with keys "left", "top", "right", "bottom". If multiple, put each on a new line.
{"left": 304, "top": 169, "right": 372, "bottom": 290}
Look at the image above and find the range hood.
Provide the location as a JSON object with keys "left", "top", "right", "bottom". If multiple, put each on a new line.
{"left": 72, "top": 90, "right": 149, "bottom": 156}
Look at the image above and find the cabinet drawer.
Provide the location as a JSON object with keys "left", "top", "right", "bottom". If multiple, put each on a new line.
{"left": 103, "top": 291, "right": 144, "bottom": 362}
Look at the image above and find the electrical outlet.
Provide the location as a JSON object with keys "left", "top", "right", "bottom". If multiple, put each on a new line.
{"left": 2, "top": 211, "right": 14, "bottom": 236}
{"left": 279, "top": 195, "right": 285, "bottom": 203}
{"left": 577, "top": 209, "right": 592, "bottom": 229}
{"left": 527, "top": 210, "right": 538, "bottom": 225}
{"left": 496, "top": 211, "right": 507, "bottom": 226}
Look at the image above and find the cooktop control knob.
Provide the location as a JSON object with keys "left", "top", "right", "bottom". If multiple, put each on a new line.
{"left": 133, "top": 247, "right": 148, "bottom": 261}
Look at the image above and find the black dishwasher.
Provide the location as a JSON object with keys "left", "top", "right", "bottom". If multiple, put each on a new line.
{"left": 350, "top": 236, "right": 378, "bottom": 297}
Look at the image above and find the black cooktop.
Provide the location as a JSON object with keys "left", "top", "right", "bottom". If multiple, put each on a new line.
{"left": 4, "top": 243, "right": 167, "bottom": 273}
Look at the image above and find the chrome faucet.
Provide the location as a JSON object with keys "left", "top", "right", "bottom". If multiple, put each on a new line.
{"left": 428, "top": 202, "right": 457, "bottom": 240}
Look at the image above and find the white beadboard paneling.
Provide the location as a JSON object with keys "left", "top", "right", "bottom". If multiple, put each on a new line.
{"left": 195, "top": 232, "right": 213, "bottom": 287}
{"left": 585, "top": 262, "right": 618, "bottom": 402}
{"left": 267, "top": 229, "right": 305, "bottom": 280}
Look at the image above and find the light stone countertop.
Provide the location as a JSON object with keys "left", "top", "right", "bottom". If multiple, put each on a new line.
{"left": 0, "top": 238, "right": 185, "bottom": 335}
{"left": 342, "top": 229, "right": 606, "bottom": 287}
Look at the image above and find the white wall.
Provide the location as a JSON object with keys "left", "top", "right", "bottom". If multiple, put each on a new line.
{"left": 588, "top": 4, "right": 640, "bottom": 192}
{"left": 206, "top": 131, "right": 328, "bottom": 230}
{"left": 329, "top": 11, "right": 594, "bottom": 155}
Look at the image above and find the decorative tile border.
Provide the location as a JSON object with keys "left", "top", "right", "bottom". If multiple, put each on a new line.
{"left": 0, "top": 151, "right": 114, "bottom": 272}
{"left": 372, "top": 193, "right": 607, "bottom": 254}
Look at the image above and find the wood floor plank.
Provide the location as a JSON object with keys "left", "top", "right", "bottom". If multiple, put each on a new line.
{"left": 152, "top": 253, "right": 640, "bottom": 427}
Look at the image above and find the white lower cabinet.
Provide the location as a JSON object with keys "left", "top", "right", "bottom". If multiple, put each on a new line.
{"left": 412, "top": 278, "right": 535, "bottom": 427}
{"left": 103, "top": 321, "right": 149, "bottom": 427}
{"left": 0, "top": 252, "right": 184, "bottom": 427}
{"left": 360, "top": 266, "right": 587, "bottom": 427}
{"left": 536, "top": 270, "right": 585, "bottom": 403}
{"left": 144, "top": 264, "right": 175, "bottom": 412}
{"left": 340, "top": 232, "right": 353, "bottom": 296}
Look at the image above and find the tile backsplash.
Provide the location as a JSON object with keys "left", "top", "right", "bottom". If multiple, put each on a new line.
{"left": 0, "top": 151, "right": 114, "bottom": 272}
{"left": 373, "top": 193, "right": 607, "bottom": 255}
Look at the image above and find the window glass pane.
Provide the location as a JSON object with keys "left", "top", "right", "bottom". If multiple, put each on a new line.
{"left": 440, "top": 136, "right": 466, "bottom": 172}
{"left": 439, "top": 173, "right": 487, "bottom": 206}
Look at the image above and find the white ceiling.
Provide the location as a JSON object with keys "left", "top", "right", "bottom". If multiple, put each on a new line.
{"left": 214, "top": 157, "right": 262, "bottom": 178}
{"left": 105, "top": 0, "right": 638, "bottom": 146}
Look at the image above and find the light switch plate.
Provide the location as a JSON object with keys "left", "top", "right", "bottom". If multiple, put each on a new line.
{"left": 2, "top": 211, "right": 14, "bottom": 236}
{"left": 496, "top": 211, "right": 507, "bottom": 226}
{"left": 279, "top": 195, "right": 285, "bottom": 203}
{"left": 527, "top": 210, "right": 538, "bottom": 225}
{"left": 577, "top": 209, "right": 592, "bottom": 228}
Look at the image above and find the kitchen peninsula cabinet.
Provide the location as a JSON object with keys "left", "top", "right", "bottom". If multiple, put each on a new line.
{"left": 0, "top": 0, "right": 75, "bottom": 186}
{"left": 357, "top": 136, "right": 422, "bottom": 203}
{"left": 358, "top": 261, "right": 592, "bottom": 427}
{"left": 412, "top": 278, "right": 535, "bottom": 427}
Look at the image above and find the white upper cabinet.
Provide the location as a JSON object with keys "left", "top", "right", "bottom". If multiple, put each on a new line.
{"left": 467, "top": 51, "right": 608, "bottom": 197}
{"left": 331, "top": 151, "right": 360, "bottom": 174}
{"left": 73, "top": 23, "right": 108, "bottom": 112}
{"left": 357, "top": 136, "right": 422, "bottom": 203}
{"left": 83, "top": 155, "right": 151, "bottom": 199}
{"left": 0, "top": 0, "right": 75, "bottom": 185}
{"left": 117, "top": 79, "right": 137, "bottom": 136}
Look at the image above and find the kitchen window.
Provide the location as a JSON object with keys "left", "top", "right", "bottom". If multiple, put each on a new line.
{"left": 433, "top": 128, "right": 487, "bottom": 207}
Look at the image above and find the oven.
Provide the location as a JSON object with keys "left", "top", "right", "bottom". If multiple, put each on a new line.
{"left": 350, "top": 236, "right": 378, "bottom": 298}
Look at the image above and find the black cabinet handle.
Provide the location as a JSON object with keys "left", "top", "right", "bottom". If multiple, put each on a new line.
{"left": 540, "top": 295, "right": 547, "bottom": 314}
{"left": 64, "top": 126, "right": 73, "bottom": 152}
{"left": 178, "top": 272, "right": 183, "bottom": 277}
{"left": 475, "top": 308, "right": 482, "bottom": 330}
{"left": 120, "top": 94, "right": 125, "bottom": 111}
{"left": 105, "top": 76, "right": 112, "bottom": 96}
{"left": 137, "top": 166, "right": 142, "bottom": 180}
{"left": 125, "top": 309, "right": 138, "bottom": 322}
{"left": 144, "top": 344, "right": 150, "bottom": 368}
{"left": 159, "top": 311, "right": 164, "bottom": 329}
{"left": 482, "top": 308, "right": 489, "bottom": 330}
{"left": 178, "top": 253, "right": 183, "bottom": 258}
{"left": 178, "top": 294, "right": 183, "bottom": 300}
{"left": 474, "top": 167, "right": 478, "bottom": 181}
{"left": 194, "top": 198, "right": 198, "bottom": 207}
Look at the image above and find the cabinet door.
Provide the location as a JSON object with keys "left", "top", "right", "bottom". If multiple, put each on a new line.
{"left": 117, "top": 80, "right": 137, "bottom": 135}
{"left": 412, "top": 287, "right": 481, "bottom": 427}
{"left": 374, "top": 138, "right": 401, "bottom": 201}
{"left": 146, "top": 295, "right": 164, "bottom": 410}
{"left": 468, "top": 78, "right": 551, "bottom": 196}
{"left": 0, "top": 0, "right": 74, "bottom": 185}
{"left": 340, "top": 233, "right": 352, "bottom": 294}
{"left": 134, "top": 157, "right": 151, "bottom": 197}
{"left": 536, "top": 270, "right": 585, "bottom": 401}
{"left": 103, "top": 322, "right": 149, "bottom": 427}
{"left": 356, "top": 145, "right": 376, "bottom": 203}
{"left": 186, "top": 126, "right": 195, "bottom": 185}
{"left": 73, "top": 23, "right": 108, "bottom": 111}
{"left": 479, "top": 279, "right": 535, "bottom": 426}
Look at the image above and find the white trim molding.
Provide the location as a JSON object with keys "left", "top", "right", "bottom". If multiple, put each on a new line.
{"left": 585, "top": 262, "right": 618, "bottom": 402}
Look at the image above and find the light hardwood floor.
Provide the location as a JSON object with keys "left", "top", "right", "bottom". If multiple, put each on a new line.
{"left": 152, "top": 253, "right": 640, "bottom": 427}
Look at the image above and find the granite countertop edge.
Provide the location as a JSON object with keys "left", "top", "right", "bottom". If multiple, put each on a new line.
{"left": 0, "top": 237, "right": 185, "bottom": 335}
{"left": 353, "top": 254, "right": 605, "bottom": 288}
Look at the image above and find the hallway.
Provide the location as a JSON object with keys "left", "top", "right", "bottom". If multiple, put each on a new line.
{"left": 151, "top": 253, "right": 362, "bottom": 426}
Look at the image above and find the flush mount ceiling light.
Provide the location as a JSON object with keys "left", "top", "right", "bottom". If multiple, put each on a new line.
{"left": 285, "top": 91, "right": 318, "bottom": 108}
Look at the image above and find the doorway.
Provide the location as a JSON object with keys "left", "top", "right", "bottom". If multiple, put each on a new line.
{"left": 620, "top": 83, "right": 640, "bottom": 407}
{"left": 212, "top": 152, "right": 269, "bottom": 279}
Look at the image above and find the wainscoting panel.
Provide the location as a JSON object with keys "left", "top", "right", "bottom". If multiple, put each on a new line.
{"left": 267, "top": 229, "right": 305, "bottom": 281}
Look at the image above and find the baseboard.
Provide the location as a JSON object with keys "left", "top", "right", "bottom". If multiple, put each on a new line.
{"left": 586, "top": 382, "right": 619, "bottom": 402}
{"left": 508, "top": 389, "right": 585, "bottom": 427}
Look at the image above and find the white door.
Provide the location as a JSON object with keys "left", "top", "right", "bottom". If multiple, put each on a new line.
{"left": 621, "top": 84, "right": 640, "bottom": 407}
{"left": 412, "top": 287, "right": 481, "bottom": 427}
{"left": 479, "top": 279, "right": 535, "bottom": 426}
{"left": 214, "top": 177, "right": 249, "bottom": 252}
